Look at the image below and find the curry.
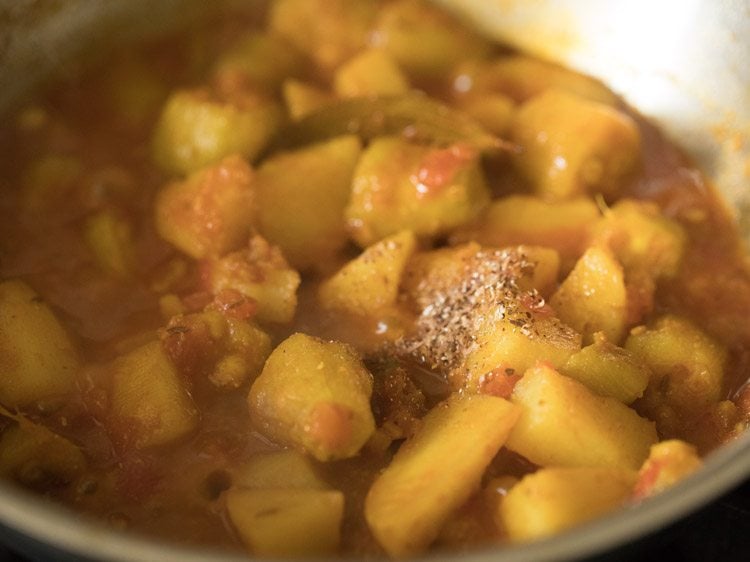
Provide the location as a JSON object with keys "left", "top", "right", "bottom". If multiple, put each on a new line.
{"left": 0, "top": 0, "right": 749, "bottom": 558}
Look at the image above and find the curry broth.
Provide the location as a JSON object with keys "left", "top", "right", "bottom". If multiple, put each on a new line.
{"left": 0, "top": 0, "right": 749, "bottom": 557}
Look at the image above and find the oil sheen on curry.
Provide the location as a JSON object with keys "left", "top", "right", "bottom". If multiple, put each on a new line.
{"left": 0, "top": 0, "right": 749, "bottom": 558}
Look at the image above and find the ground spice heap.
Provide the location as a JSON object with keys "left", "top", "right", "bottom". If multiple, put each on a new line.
{"left": 399, "top": 246, "right": 549, "bottom": 373}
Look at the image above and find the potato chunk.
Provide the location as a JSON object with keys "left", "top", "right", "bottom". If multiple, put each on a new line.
{"left": 270, "top": 0, "right": 377, "bottom": 72}
{"left": 625, "top": 315, "right": 727, "bottom": 433}
{"left": 509, "top": 89, "right": 641, "bottom": 200}
{"left": 256, "top": 135, "right": 362, "bottom": 270}
{"left": 0, "top": 422, "right": 86, "bottom": 487}
{"left": 452, "top": 195, "right": 599, "bottom": 267}
{"left": 155, "top": 155, "right": 255, "bottom": 260}
{"left": 454, "top": 55, "right": 617, "bottom": 105}
{"left": 500, "top": 467, "right": 636, "bottom": 542}
{"left": 634, "top": 440, "right": 702, "bottom": 499}
{"left": 374, "top": 0, "right": 491, "bottom": 80}
{"left": 550, "top": 245, "right": 628, "bottom": 344}
{"left": 319, "top": 230, "right": 417, "bottom": 316}
{"left": 346, "top": 137, "right": 490, "bottom": 246}
{"left": 109, "top": 341, "right": 198, "bottom": 449}
{"left": 248, "top": 333, "right": 375, "bottom": 461}
{"left": 152, "top": 88, "right": 280, "bottom": 175}
{"left": 233, "top": 450, "right": 327, "bottom": 490}
{"left": 593, "top": 199, "right": 687, "bottom": 280}
{"left": 365, "top": 393, "right": 519, "bottom": 557}
{"left": 0, "top": 280, "right": 79, "bottom": 408}
{"left": 282, "top": 79, "right": 332, "bottom": 120}
{"left": 561, "top": 336, "right": 650, "bottom": 404}
{"left": 334, "top": 49, "right": 409, "bottom": 98}
{"left": 211, "top": 32, "right": 304, "bottom": 95}
{"left": 226, "top": 488, "right": 344, "bottom": 557}
{"left": 204, "top": 236, "right": 301, "bottom": 324}
{"left": 506, "top": 363, "right": 657, "bottom": 469}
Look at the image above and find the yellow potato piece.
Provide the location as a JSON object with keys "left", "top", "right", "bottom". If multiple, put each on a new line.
{"left": 560, "top": 336, "right": 650, "bottom": 404}
{"left": 365, "top": 393, "right": 519, "bottom": 557}
{"left": 500, "top": 467, "right": 636, "bottom": 542}
{"left": 256, "top": 135, "right": 362, "bottom": 270}
{"left": 634, "top": 440, "right": 702, "bottom": 498}
{"left": 334, "top": 49, "right": 410, "bottom": 97}
{"left": 551, "top": 245, "right": 628, "bottom": 344}
{"left": 110, "top": 341, "right": 198, "bottom": 449}
{"left": 453, "top": 195, "right": 600, "bottom": 267}
{"left": 461, "top": 313, "right": 581, "bottom": 392}
{"left": 226, "top": 487, "right": 344, "bottom": 557}
{"left": 507, "top": 363, "right": 657, "bottom": 470}
{"left": 593, "top": 199, "right": 687, "bottom": 280}
{"left": 509, "top": 89, "right": 641, "bottom": 200}
{"left": 0, "top": 280, "right": 79, "bottom": 408}
{"left": 346, "top": 136, "right": 490, "bottom": 247}
{"left": 155, "top": 155, "right": 256, "bottom": 260}
{"left": 233, "top": 450, "right": 327, "bottom": 490}
{"left": 248, "top": 333, "right": 375, "bottom": 461}
{"left": 0, "top": 422, "right": 86, "bottom": 487}
{"left": 152, "top": 88, "right": 281, "bottom": 175}
{"left": 319, "top": 230, "right": 417, "bottom": 316}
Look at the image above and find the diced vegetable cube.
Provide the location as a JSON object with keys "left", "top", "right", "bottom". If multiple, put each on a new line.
{"left": 152, "top": 88, "right": 281, "bottom": 175}
{"left": 0, "top": 422, "right": 86, "bottom": 487}
{"left": 550, "top": 245, "right": 628, "bottom": 344}
{"left": 625, "top": 315, "right": 727, "bottom": 426}
{"left": 506, "top": 363, "right": 658, "bottom": 469}
{"left": 459, "top": 93, "right": 516, "bottom": 136}
{"left": 226, "top": 487, "right": 344, "bottom": 557}
{"left": 453, "top": 195, "right": 600, "bottom": 267}
{"left": 155, "top": 155, "right": 256, "bottom": 259}
{"left": 270, "top": 0, "right": 377, "bottom": 72}
{"left": 233, "top": 450, "right": 327, "bottom": 489}
{"left": 248, "top": 333, "right": 375, "bottom": 461}
{"left": 500, "top": 467, "right": 636, "bottom": 542}
{"left": 509, "top": 89, "right": 641, "bottom": 200}
{"left": 346, "top": 136, "right": 490, "bottom": 246}
{"left": 212, "top": 32, "right": 304, "bottom": 95}
{"left": 561, "top": 336, "right": 650, "bottom": 404}
{"left": 282, "top": 79, "right": 332, "bottom": 120}
{"left": 83, "top": 209, "right": 137, "bottom": 277}
{"left": 334, "top": 49, "right": 409, "bottom": 98}
{"left": 319, "top": 230, "right": 417, "bottom": 316}
{"left": 205, "top": 236, "right": 301, "bottom": 324}
{"left": 634, "top": 440, "right": 702, "bottom": 499}
{"left": 109, "top": 341, "right": 198, "bottom": 449}
{"left": 0, "top": 280, "right": 79, "bottom": 408}
{"left": 593, "top": 199, "right": 687, "bottom": 279}
{"left": 374, "top": 0, "right": 491, "bottom": 80}
{"left": 256, "top": 135, "right": 362, "bottom": 270}
{"left": 365, "top": 393, "right": 519, "bottom": 557}
{"left": 460, "top": 313, "right": 581, "bottom": 393}
{"left": 454, "top": 55, "right": 617, "bottom": 105}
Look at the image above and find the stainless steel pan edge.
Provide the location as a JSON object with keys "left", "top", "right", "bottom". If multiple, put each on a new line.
{"left": 0, "top": 1, "right": 749, "bottom": 560}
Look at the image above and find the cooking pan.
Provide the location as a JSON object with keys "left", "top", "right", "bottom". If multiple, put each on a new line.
{"left": 0, "top": 0, "right": 748, "bottom": 560}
